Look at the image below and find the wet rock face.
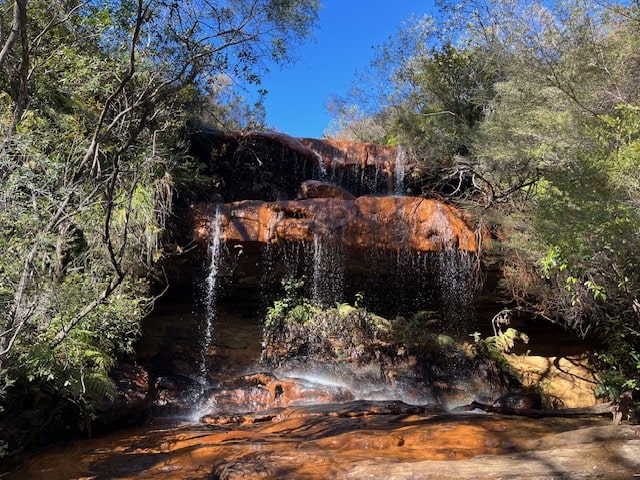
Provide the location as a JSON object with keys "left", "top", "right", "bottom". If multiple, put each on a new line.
{"left": 189, "top": 130, "right": 409, "bottom": 201}
{"left": 186, "top": 131, "right": 477, "bottom": 277}
{"left": 167, "top": 130, "right": 479, "bottom": 306}
{"left": 298, "top": 137, "right": 400, "bottom": 171}
{"left": 198, "top": 373, "right": 357, "bottom": 421}
{"left": 298, "top": 137, "right": 403, "bottom": 195}
{"left": 259, "top": 303, "right": 509, "bottom": 409}
{"left": 192, "top": 196, "right": 477, "bottom": 253}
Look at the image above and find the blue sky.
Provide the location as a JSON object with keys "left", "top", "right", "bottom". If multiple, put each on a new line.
{"left": 260, "top": 0, "right": 436, "bottom": 139}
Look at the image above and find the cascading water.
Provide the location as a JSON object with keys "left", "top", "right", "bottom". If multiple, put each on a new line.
{"left": 314, "top": 151, "right": 327, "bottom": 179}
{"left": 437, "top": 249, "right": 476, "bottom": 334}
{"left": 185, "top": 134, "right": 486, "bottom": 417}
{"left": 311, "top": 233, "right": 344, "bottom": 306}
{"left": 199, "top": 204, "right": 224, "bottom": 387}
{"left": 24, "top": 133, "right": 608, "bottom": 480}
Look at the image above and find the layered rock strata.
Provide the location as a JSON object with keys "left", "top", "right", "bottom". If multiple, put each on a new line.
{"left": 192, "top": 195, "right": 477, "bottom": 253}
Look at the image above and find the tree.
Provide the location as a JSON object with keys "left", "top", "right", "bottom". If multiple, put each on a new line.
{"left": 0, "top": 0, "right": 318, "bottom": 444}
{"left": 331, "top": 0, "right": 640, "bottom": 396}
{"left": 444, "top": 0, "right": 640, "bottom": 394}
{"left": 328, "top": 15, "right": 499, "bottom": 198}
{"left": 0, "top": 0, "right": 28, "bottom": 142}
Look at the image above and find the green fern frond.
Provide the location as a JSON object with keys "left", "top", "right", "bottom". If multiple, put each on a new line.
{"left": 82, "top": 372, "right": 116, "bottom": 401}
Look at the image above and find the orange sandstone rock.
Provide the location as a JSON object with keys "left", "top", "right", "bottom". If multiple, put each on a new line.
{"left": 299, "top": 137, "right": 399, "bottom": 171}
{"left": 193, "top": 196, "right": 477, "bottom": 252}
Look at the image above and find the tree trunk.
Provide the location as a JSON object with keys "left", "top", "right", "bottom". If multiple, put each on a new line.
{"left": 0, "top": 0, "right": 30, "bottom": 151}
{"left": 0, "top": 0, "right": 27, "bottom": 70}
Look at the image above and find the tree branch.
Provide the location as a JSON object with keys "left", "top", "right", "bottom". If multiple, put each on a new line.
{"left": 73, "top": 0, "right": 148, "bottom": 183}
{"left": 0, "top": 0, "right": 26, "bottom": 70}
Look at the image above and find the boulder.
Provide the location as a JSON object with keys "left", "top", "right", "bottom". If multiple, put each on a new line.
{"left": 199, "top": 372, "right": 356, "bottom": 421}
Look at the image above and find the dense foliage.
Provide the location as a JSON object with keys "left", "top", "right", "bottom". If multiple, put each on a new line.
{"left": 329, "top": 0, "right": 640, "bottom": 397}
{"left": 0, "top": 0, "right": 318, "bottom": 453}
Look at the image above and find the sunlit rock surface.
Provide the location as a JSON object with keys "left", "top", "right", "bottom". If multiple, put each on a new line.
{"left": 505, "top": 353, "right": 600, "bottom": 408}
{"left": 299, "top": 137, "right": 401, "bottom": 183}
{"left": 9, "top": 408, "right": 639, "bottom": 480}
{"left": 192, "top": 196, "right": 477, "bottom": 252}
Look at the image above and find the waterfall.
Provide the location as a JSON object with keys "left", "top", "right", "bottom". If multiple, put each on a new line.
{"left": 437, "top": 249, "right": 475, "bottom": 334}
{"left": 394, "top": 147, "right": 406, "bottom": 196}
{"left": 200, "top": 205, "right": 224, "bottom": 386}
{"left": 311, "top": 233, "right": 344, "bottom": 306}
{"left": 314, "top": 151, "right": 327, "bottom": 180}
{"left": 311, "top": 234, "right": 323, "bottom": 304}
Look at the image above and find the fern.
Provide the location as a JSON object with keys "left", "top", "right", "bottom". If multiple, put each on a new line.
{"left": 485, "top": 328, "right": 529, "bottom": 354}
{"left": 335, "top": 302, "right": 357, "bottom": 317}
{"left": 82, "top": 371, "right": 116, "bottom": 402}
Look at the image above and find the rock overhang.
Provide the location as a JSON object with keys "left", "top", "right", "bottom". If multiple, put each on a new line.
{"left": 192, "top": 195, "right": 477, "bottom": 253}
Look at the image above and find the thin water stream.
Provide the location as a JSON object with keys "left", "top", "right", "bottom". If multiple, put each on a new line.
{"left": 395, "top": 147, "right": 406, "bottom": 196}
{"left": 200, "top": 205, "right": 224, "bottom": 386}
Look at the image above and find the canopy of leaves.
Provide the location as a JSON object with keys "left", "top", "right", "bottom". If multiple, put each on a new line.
{"left": 330, "top": 0, "right": 640, "bottom": 396}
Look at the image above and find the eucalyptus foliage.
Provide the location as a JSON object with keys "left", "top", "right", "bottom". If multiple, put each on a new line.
{"left": 331, "top": 0, "right": 640, "bottom": 396}
{"left": 0, "top": 0, "right": 318, "bottom": 448}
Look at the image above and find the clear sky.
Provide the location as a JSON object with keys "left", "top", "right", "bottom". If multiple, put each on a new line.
{"left": 260, "top": 0, "right": 436, "bottom": 139}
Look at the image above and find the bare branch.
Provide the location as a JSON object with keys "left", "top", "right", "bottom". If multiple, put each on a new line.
{"left": 73, "top": 0, "right": 148, "bottom": 182}
{"left": 0, "top": 0, "right": 26, "bottom": 70}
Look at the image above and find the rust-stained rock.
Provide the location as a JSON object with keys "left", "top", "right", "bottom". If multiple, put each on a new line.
{"left": 198, "top": 130, "right": 405, "bottom": 175}
{"left": 12, "top": 408, "right": 640, "bottom": 480}
{"left": 199, "top": 373, "right": 356, "bottom": 421}
{"left": 299, "top": 137, "right": 401, "bottom": 171}
{"left": 193, "top": 196, "right": 477, "bottom": 252}
{"left": 298, "top": 180, "right": 356, "bottom": 200}
{"left": 345, "top": 196, "right": 476, "bottom": 252}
